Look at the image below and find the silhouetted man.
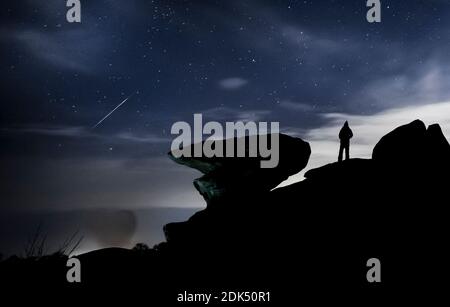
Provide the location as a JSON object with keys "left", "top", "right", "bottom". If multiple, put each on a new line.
{"left": 338, "top": 121, "right": 353, "bottom": 162}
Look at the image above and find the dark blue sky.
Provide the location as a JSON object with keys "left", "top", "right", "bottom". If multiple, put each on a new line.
{"left": 1, "top": 0, "right": 450, "bottom": 254}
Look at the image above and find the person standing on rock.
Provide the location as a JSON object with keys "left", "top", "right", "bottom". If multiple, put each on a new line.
{"left": 338, "top": 121, "right": 353, "bottom": 162}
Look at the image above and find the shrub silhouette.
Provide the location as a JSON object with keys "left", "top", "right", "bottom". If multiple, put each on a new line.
{"left": 132, "top": 243, "right": 150, "bottom": 251}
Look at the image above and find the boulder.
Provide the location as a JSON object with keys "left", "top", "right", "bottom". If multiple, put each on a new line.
{"left": 425, "top": 123, "right": 450, "bottom": 162}
{"left": 372, "top": 119, "right": 427, "bottom": 163}
{"left": 168, "top": 133, "right": 311, "bottom": 203}
{"left": 371, "top": 119, "right": 450, "bottom": 179}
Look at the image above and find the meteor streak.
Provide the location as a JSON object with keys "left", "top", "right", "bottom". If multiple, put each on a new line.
{"left": 92, "top": 93, "right": 134, "bottom": 129}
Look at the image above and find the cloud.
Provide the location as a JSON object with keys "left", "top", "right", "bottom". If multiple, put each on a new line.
{"left": 278, "top": 101, "right": 450, "bottom": 187}
{"left": 12, "top": 29, "right": 104, "bottom": 73}
{"left": 201, "top": 106, "right": 271, "bottom": 122}
{"left": 278, "top": 100, "right": 315, "bottom": 112}
{"left": 218, "top": 77, "right": 248, "bottom": 90}
{"left": 281, "top": 26, "right": 356, "bottom": 55}
{"left": 1, "top": 125, "right": 170, "bottom": 144}
{"left": 0, "top": 155, "right": 204, "bottom": 211}
{"left": 0, "top": 22, "right": 108, "bottom": 74}
{"left": 115, "top": 132, "right": 170, "bottom": 144}
{"left": 358, "top": 60, "right": 450, "bottom": 107}
{"left": 3, "top": 126, "right": 90, "bottom": 138}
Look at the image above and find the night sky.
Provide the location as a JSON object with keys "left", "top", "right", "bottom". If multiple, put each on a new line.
{"left": 1, "top": 0, "right": 450, "bottom": 256}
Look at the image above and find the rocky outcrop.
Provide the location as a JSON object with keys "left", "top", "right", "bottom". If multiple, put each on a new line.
{"left": 162, "top": 120, "right": 449, "bottom": 264}
{"left": 163, "top": 133, "right": 311, "bottom": 246}
{"left": 372, "top": 119, "right": 426, "bottom": 162}
{"left": 168, "top": 133, "right": 311, "bottom": 204}
{"left": 372, "top": 119, "right": 450, "bottom": 169}
{"left": 3, "top": 120, "right": 449, "bottom": 301}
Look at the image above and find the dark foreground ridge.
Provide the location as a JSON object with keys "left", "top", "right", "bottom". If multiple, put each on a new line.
{"left": 1, "top": 119, "right": 449, "bottom": 303}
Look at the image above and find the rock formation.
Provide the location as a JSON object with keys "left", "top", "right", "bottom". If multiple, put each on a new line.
{"left": 168, "top": 133, "right": 311, "bottom": 203}
{"left": 2, "top": 120, "right": 449, "bottom": 303}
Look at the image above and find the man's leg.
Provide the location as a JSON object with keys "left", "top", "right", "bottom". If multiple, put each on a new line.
{"left": 345, "top": 144, "right": 350, "bottom": 160}
{"left": 338, "top": 144, "right": 343, "bottom": 162}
